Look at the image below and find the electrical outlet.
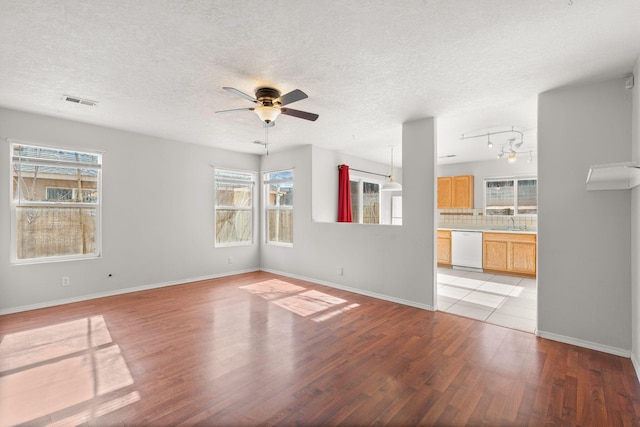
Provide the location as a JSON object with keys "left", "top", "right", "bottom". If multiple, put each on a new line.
{"left": 337, "top": 267, "right": 343, "bottom": 276}
{"left": 228, "top": 256, "right": 233, "bottom": 264}
{"left": 61, "top": 276, "right": 70, "bottom": 286}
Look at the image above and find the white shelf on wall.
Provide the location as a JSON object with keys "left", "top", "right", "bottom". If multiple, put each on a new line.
{"left": 586, "top": 161, "right": 640, "bottom": 191}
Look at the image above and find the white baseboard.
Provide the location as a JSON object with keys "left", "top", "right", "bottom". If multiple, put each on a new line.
{"left": 0, "top": 268, "right": 259, "bottom": 315}
{"left": 632, "top": 352, "right": 640, "bottom": 383}
{"left": 260, "top": 268, "right": 435, "bottom": 311}
{"left": 536, "top": 329, "right": 631, "bottom": 358}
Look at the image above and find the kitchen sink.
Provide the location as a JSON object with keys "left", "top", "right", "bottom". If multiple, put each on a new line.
{"left": 490, "top": 226, "right": 529, "bottom": 231}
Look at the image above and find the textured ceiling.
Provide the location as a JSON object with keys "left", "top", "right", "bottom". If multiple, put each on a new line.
{"left": 0, "top": 1, "right": 638, "bottom": 166}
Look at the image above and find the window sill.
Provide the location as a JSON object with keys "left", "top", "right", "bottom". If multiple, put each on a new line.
{"left": 11, "top": 253, "right": 102, "bottom": 266}
{"left": 266, "top": 241, "right": 293, "bottom": 248}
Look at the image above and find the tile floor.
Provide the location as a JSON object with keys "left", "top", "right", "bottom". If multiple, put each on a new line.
{"left": 437, "top": 267, "right": 537, "bottom": 333}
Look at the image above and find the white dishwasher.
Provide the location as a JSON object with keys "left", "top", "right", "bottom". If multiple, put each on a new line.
{"left": 451, "top": 231, "right": 483, "bottom": 271}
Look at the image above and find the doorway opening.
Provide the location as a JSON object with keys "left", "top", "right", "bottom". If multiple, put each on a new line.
{"left": 434, "top": 100, "right": 538, "bottom": 333}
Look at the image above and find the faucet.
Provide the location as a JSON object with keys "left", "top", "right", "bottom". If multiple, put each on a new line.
{"left": 508, "top": 217, "right": 515, "bottom": 230}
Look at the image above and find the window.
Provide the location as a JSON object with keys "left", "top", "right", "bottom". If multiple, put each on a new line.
{"left": 46, "top": 187, "right": 97, "bottom": 202}
{"left": 350, "top": 177, "right": 381, "bottom": 224}
{"left": 10, "top": 142, "right": 102, "bottom": 262}
{"left": 485, "top": 177, "right": 537, "bottom": 216}
{"left": 264, "top": 170, "right": 293, "bottom": 245}
{"left": 214, "top": 169, "right": 254, "bottom": 246}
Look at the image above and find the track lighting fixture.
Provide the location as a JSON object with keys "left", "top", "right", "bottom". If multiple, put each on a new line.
{"left": 460, "top": 126, "right": 533, "bottom": 163}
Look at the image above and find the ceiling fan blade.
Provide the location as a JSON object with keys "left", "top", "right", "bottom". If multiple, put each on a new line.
{"left": 280, "top": 107, "right": 319, "bottom": 121}
{"left": 215, "top": 107, "right": 254, "bottom": 114}
{"left": 277, "top": 89, "right": 308, "bottom": 106}
{"left": 223, "top": 87, "right": 257, "bottom": 103}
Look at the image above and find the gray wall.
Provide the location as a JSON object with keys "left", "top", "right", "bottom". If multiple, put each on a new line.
{"left": 260, "top": 118, "right": 436, "bottom": 308}
{"left": 0, "top": 108, "right": 261, "bottom": 313}
{"left": 632, "top": 59, "right": 640, "bottom": 370}
{"left": 538, "top": 77, "right": 632, "bottom": 353}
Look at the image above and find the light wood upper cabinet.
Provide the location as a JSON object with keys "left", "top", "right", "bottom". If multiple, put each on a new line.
{"left": 437, "top": 175, "right": 474, "bottom": 209}
{"left": 452, "top": 175, "right": 474, "bottom": 208}
{"left": 437, "top": 230, "right": 452, "bottom": 266}
{"left": 437, "top": 177, "right": 452, "bottom": 208}
{"left": 483, "top": 232, "right": 536, "bottom": 276}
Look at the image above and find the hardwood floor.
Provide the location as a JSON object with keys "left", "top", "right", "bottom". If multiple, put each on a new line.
{"left": 1, "top": 271, "right": 639, "bottom": 426}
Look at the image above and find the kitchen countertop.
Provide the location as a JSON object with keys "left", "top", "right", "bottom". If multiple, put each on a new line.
{"left": 438, "top": 226, "right": 537, "bottom": 235}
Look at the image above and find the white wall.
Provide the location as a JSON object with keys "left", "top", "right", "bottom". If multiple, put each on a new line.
{"left": 260, "top": 118, "right": 436, "bottom": 308}
{"left": 631, "top": 59, "right": 640, "bottom": 371}
{"left": 0, "top": 108, "right": 261, "bottom": 313}
{"left": 538, "top": 77, "right": 632, "bottom": 353}
{"left": 438, "top": 158, "right": 537, "bottom": 209}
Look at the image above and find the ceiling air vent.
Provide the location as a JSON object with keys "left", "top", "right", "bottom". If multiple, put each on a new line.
{"left": 62, "top": 95, "right": 98, "bottom": 107}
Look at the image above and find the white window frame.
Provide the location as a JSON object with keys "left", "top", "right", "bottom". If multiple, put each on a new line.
{"left": 214, "top": 168, "right": 255, "bottom": 247}
{"left": 484, "top": 176, "right": 537, "bottom": 216}
{"left": 349, "top": 175, "right": 383, "bottom": 224}
{"left": 263, "top": 169, "right": 294, "bottom": 247}
{"left": 10, "top": 141, "right": 102, "bottom": 264}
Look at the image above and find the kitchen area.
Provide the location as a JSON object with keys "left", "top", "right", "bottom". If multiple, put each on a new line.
{"left": 436, "top": 115, "right": 538, "bottom": 333}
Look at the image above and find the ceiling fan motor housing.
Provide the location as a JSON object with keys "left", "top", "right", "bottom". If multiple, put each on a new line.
{"left": 256, "top": 87, "right": 281, "bottom": 106}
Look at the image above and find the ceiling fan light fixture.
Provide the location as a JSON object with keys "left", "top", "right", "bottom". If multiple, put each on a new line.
{"left": 254, "top": 106, "right": 281, "bottom": 123}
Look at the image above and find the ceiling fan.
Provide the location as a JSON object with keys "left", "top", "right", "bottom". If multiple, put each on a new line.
{"left": 216, "top": 86, "right": 319, "bottom": 126}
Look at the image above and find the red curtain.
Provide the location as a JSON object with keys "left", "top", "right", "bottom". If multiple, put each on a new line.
{"left": 338, "top": 164, "right": 353, "bottom": 222}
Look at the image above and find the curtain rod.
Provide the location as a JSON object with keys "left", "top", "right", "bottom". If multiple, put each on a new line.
{"left": 338, "top": 164, "right": 389, "bottom": 178}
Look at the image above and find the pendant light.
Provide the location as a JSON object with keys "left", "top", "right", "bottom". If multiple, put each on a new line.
{"left": 381, "top": 146, "right": 402, "bottom": 191}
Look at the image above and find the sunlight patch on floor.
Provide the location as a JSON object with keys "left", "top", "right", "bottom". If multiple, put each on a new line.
{"left": 0, "top": 315, "right": 112, "bottom": 372}
{"left": 240, "top": 279, "right": 359, "bottom": 320}
{"left": 274, "top": 290, "right": 347, "bottom": 317}
{"left": 240, "top": 279, "right": 306, "bottom": 300}
{"left": 0, "top": 316, "right": 138, "bottom": 427}
{"left": 312, "top": 303, "right": 360, "bottom": 322}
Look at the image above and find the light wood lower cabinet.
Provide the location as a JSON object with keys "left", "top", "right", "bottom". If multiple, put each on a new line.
{"left": 483, "top": 232, "right": 537, "bottom": 276}
{"left": 437, "top": 230, "right": 452, "bottom": 266}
